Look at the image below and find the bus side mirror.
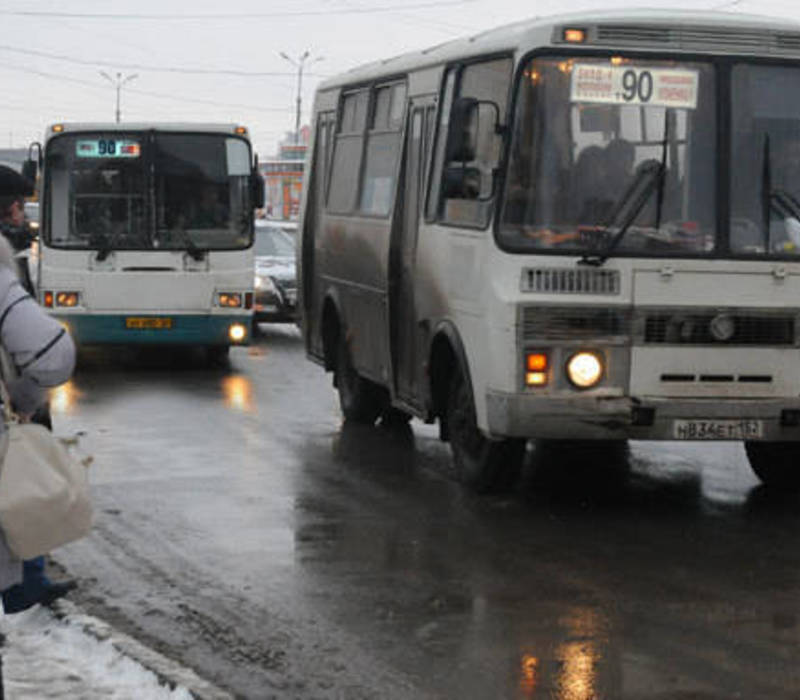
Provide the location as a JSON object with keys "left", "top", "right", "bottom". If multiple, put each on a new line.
{"left": 445, "top": 97, "right": 480, "bottom": 163}
{"left": 22, "top": 159, "right": 37, "bottom": 186}
{"left": 250, "top": 172, "right": 265, "bottom": 210}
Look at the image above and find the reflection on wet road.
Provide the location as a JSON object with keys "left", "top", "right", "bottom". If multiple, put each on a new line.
{"left": 51, "top": 327, "right": 800, "bottom": 699}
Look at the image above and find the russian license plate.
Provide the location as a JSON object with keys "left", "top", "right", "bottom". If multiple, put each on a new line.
{"left": 125, "top": 317, "right": 172, "bottom": 330}
{"left": 673, "top": 419, "right": 763, "bottom": 440}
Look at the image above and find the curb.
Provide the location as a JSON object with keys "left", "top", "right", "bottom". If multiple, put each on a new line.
{"left": 54, "top": 599, "right": 234, "bottom": 700}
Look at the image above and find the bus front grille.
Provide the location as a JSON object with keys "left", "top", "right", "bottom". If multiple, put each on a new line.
{"left": 642, "top": 313, "right": 796, "bottom": 346}
{"left": 521, "top": 307, "right": 630, "bottom": 341}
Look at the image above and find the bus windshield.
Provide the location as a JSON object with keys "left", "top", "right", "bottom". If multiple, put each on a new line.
{"left": 499, "top": 57, "right": 717, "bottom": 256}
{"left": 45, "top": 132, "right": 253, "bottom": 251}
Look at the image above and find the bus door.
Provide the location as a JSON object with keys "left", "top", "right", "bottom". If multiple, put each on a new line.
{"left": 390, "top": 97, "right": 436, "bottom": 405}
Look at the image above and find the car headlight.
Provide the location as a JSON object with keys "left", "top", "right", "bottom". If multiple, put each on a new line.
{"left": 566, "top": 351, "right": 604, "bottom": 389}
{"left": 255, "top": 274, "right": 277, "bottom": 293}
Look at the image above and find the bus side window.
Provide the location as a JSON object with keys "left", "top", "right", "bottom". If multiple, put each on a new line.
{"left": 327, "top": 89, "right": 370, "bottom": 214}
{"left": 428, "top": 57, "right": 513, "bottom": 228}
{"left": 359, "top": 82, "right": 407, "bottom": 216}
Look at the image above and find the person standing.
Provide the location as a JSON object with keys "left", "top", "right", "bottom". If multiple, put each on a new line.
{"left": 0, "top": 166, "right": 78, "bottom": 613}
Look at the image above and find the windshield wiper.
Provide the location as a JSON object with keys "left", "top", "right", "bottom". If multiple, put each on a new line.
{"left": 579, "top": 116, "right": 671, "bottom": 267}
{"left": 761, "top": 134, "right": 773, "bottom": 253}
{"left": 578, "top": 160, "right": 665, "bottom": 267}
{"left": 168, "top": 226, "right": 206, "bottom": 261}
{"left": 93, "top": 232, "right": 117, "bottom": 262}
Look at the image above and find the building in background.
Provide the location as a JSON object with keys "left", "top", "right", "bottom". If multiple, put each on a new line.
{"left": 259, "top": 126, "right": 309, "bottom": 221}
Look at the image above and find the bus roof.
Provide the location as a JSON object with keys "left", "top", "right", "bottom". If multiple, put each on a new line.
{"left": 44, "top": 123, "right": 251, "bottom": 138}
{"left": 319, "top": 9, "right": 800, "bottom": 90}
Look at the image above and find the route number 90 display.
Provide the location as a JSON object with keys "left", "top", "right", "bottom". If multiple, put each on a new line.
{"left": 571, "top": 63, "right": 699, "bottom": 110}
{"left": 76, "top": 139, "right": 141, "bottom": 158}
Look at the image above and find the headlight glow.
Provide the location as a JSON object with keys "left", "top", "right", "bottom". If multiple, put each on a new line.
{"left": 228, "top": 323, "right": 247, "bottom": 343}
{"left": 566, "top": 351, "right": 603, "bottom": 389}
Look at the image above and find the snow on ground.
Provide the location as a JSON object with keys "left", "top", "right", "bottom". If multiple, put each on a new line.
{"left": 0, "top": 604, "right": 193, "bottom": 699}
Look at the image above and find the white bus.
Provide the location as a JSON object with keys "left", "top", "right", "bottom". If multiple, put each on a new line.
{"left": 299, "top": 10, "right": 800, "bottom": 491}
{"left": 25, "top": 123, "right": 262, "bottom": 360}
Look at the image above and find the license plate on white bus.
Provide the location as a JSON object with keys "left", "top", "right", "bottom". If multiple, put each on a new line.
{"left": 125, "top": 317, "right": 173, "bottom": 330}
{"left": 673, "top": 419, "right": 763, "bottom": 440}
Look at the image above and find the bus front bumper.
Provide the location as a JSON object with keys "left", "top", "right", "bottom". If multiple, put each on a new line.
{"left": 52, "top": 313, "right": 251, "bottom": 346}
{"left": 485, "top": 392, "right": 800, "bottom": 442}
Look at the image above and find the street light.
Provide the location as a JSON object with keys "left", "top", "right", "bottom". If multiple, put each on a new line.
{"left": 279, "top": 51, "right": 323, "bottom": 143}
{"left": 99, "top": 71, "right": 138, "bottom": 124}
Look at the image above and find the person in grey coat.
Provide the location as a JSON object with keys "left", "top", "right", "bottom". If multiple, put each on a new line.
{"left": 0, "top": 219, "right": 77, "bottom": 609}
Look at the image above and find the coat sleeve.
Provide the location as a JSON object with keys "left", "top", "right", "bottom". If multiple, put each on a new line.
{"left": 0, "top": 267, "right": 76, "bottom": 415}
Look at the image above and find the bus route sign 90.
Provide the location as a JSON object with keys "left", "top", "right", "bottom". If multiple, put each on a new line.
{"left": 571, "top": 64, "right": 699, "bottom": 110}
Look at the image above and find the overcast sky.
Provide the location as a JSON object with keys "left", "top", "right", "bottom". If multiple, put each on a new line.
{"left": 1, "top": 0, "right": 799, "bottom": 157}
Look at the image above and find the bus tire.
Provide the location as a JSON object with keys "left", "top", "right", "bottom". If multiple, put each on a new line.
{"left": 744, "top": 441, "right": 800, "bottom": 489}
{"left": 335, "top": 335, "right": 384, "bottom": 424}
{"left": 446, "top": 367, "right": 525, "bottom": 493}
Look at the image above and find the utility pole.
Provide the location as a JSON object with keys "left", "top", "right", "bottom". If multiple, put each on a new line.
{"left": 279, "top": 51, "right": 323, "bottom": 143}
{"left": 99, "top": 71, "right": 138, "bottom": 123}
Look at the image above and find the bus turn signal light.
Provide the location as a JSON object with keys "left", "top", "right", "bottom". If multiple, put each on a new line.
{"left": 525, "top": 352, "right": 548, "bottom": 386}
{"left": 43, "top": 291, "right": 54, "bottom": 308}
{"left": 55, "top": 291, "right": 79, "bottom": 307}
{"left": 563, "top": 28, "right": 586, "bottom": 43}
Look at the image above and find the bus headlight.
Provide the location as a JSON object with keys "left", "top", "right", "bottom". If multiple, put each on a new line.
{"left": 217, "top": 292, "right": 243, "bottom": 308}
{"left": 55, "top": 291, "right": 80, "bottom": 307}
{"left": 228, "top": 323, "right": 247, "bottom": 343}
{"left": 566, "top": 351, "right": 603, "bottom": 389}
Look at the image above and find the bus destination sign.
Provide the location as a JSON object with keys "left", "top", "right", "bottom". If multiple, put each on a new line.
{"left": 571, "top": 64, "right": 699, "bottom": 109}
{"left": 76, "top": 139, "right": 141, "bottom": 158}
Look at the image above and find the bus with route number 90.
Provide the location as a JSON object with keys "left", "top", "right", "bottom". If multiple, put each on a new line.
{"left": 299, "top": 10, "right": 800, "bottom": 491}
{"left": 25, "top": 122, "right": 263, "bottom": 362}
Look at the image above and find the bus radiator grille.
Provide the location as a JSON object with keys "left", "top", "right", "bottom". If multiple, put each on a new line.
{"left": 521, "top": 307, "right": 630, "bottom": 341}
{"left": 642, "top": 313, "right": 796, "bottom": 346}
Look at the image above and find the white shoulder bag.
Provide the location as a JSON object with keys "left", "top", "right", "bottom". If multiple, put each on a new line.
{"left": 0, "top": 369, "right": 92, "bottom": 560}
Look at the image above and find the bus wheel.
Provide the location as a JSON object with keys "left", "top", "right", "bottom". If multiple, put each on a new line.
{"left": 335, "top": 336, "right": 384, "bottom": 424}
{"left": 446, "top": 368, "right": 525, "bottom": 493}
{"left": 745, "top": 442, "right": 800, "bottom": 489}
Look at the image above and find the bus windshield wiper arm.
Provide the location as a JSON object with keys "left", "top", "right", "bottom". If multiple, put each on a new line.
{"left": 580, "top": 115, "right": 671, "bottom": 267}
{"left": 578, "top": 159, "right": 665, "bottom": 267}
{"left": 94, "top": 232, "right": 119, "bottom": 262}
{"left": 171, "top": 226, "right": 206, "bottom": 261}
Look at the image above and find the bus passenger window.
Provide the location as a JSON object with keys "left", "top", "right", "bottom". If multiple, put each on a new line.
{"left": 359, "top": 81, "right": 407, "bottom": 216}
{"left": 328, "top": 89, "right": 370, "bottom": 214}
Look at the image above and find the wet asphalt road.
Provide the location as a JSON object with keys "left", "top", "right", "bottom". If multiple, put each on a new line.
{"left": 48, "top": 325, "right": 800, "bottom": 699}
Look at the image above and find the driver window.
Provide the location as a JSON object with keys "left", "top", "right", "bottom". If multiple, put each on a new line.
{"left": 433, "top": 57, "right": 512, "bottom": 228}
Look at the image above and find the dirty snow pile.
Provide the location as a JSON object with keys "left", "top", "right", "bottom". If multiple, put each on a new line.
{"left": 0, "top": 605, "right": 192, "bottom": 699}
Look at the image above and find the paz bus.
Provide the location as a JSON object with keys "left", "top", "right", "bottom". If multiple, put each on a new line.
{"left": 25, "top": 123, "right": 263, "bottom": 361}
{"left": 299, "top": 10, "right": 800, "bottom": 491}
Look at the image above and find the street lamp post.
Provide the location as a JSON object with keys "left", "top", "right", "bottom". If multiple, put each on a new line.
{"left": 279, "top": 51, "right": 323, "bottom": 143}
{"left": 99, "top": 71, "right": 138, "bottom": 124}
